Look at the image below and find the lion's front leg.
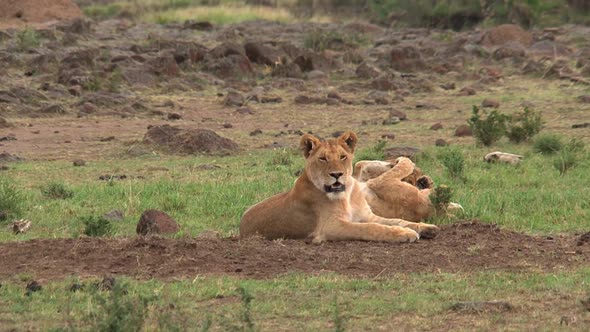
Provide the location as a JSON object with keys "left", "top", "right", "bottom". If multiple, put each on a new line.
{"left": 368, "top": 215, "right": 439, "bottom": 239}
{"left": 369, "top": 157, "right": 416, "bottom": 184}
{"left": 310, "top": 218, "right": 419, "bottom": 244}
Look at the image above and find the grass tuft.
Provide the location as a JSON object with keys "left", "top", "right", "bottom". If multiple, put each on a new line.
{"left": 533, "top": 134, "right": 563, "bottom": 154}
{"left": 82, "top": 216, "right": 114, "bottom": 237}
{"left": 42, "top": 182, "right": 74, "bottom": 200}
{"left": 0, "top": 178, "right": 24, "bottom": 221}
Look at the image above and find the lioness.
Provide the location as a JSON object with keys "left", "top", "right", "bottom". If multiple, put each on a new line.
{"left": 353, "top": 158, "right": 434, "bottom": 221}
{"left": 240, "top": 131, "right": 439, "bottom": 243}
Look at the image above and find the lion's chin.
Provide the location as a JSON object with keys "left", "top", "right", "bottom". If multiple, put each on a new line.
{"left": 324, "top": 183, "right": 345, "bottom": 193}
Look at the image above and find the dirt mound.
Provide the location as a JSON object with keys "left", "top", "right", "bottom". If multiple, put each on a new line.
{"left": 0, "top": 0, "right": 82, "bottom": 29}
{"left": 481, "top": 24, "right": 533, "bottom": 47}
{"left": 0, "top": 221, "right": 587, "bottom": 281}
{"left": 143, "top": 125, "right": 239, "bottom": 155}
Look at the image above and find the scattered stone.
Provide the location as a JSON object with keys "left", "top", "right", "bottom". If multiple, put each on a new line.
{"left": 430, "top": 123, "right": 443, "bottom": 130}
{"left": 223, "top": 123, "right": 233, "bottom": 128}
{"left": 482, "top": 99, "right": 500, "bottom": 108}
{"left": 458, "top": 87, "right": 476, "bottom": 96}
{"left": 374, "top": 96, "right": 389, "bottom": 105}
{"left": 307, "top": 70, "right": 326, "bottom": 80}
{"left": 390, "top": 45, "right": 426, "bottom": 72}
{"left": 272, "top": 62, "right": 303, "bottom": 79}
{"left": 389, "top": 109, "right": 407, "bottom": 121}
{"left": 529, "top": 40, "right": 571, "bottom": 58}
{"left": 449, "top": 301, "right": 513, "bottom": 313}
{"left": 12, "top": 219, "right": 31, "bottom": 234}
{"left": 356, "top": 62, "right": 380, "bottom": 79}
{"left": 294, "top": 52, "right": 332, "bottom": 72}
{"left": 522, "top": 60, "right": 545, "bottom": 75}
{"left": 481, "top": 24, "right": 533, "bottom": 47}
{"left": 223, "top": 91, "right": 245, "bottom": 107}
{"left": 25, "top": 281, "right": 42, "bottom": 296}
{"left": 236, "top": 107, "right": 255, "bottom": 115}
{"left": 381, "top": 133, "right": 395, "bottom": 140}
{"left": 38, "top": 104, "right": 66, "bottom": 115}
{"left": 382, "top": 117, "right": 400, "bottom": 125}
{"left": 0, "top": 136, "right": 16, "bottom": 141}
{"left": 183, "top": 20, "right": 213, "bottom": 30}
{"left": 582, "top": 297, "right": 590, "bottom": 311}
{"left": 578, "top": 95, "right": 590, "bottom": 103}
{"left": 244, "top": 42, "right": 286, "bottom": 66}
{"left": 440, "top": 82, "right": 456, "bottom": 90}
{"left": 0, "top": 152, "right": 23, "bottom": 162}
{"left": 0, "top": 117, "right": 12, "bottom": 128}
{"left": 435, "top": 138, "right": 449, "bottom": 147}
{"left": 577, "top": 232, "right": 590, "bottom": 246}
{"left": 572, "top": 123, "right": 590, "bottom": 129}
{"left": 493, "top": 42, "right": 526, "bottom": 60}
{"left": 327, "top": 91, "right": 342, "bottom": 100}
{"left": 167, "top": 113, "right": 182, "bottom": 120}
{"left": 249, "top": 129, "right": 262, "bottom": 136}
{"left": 136, "top": 209, "right": 180, "bottom": 235}
{"left": 79, "top": 102, "right": 98, "bottom": 115}
{"left": 72, "top": 159, "right": 86, "bottom": 167}
{"left": 384, "top": 146, "right": 421, "bottom": 161}
{"left": 455, "top": 124, "right": 473, "bottom": 137}
{"left": 98, "top": 175, "right": 128, "bottom": 181}
{"left": 68, "top": 85, "right": 82, "bottom": 96}
{"left": 0, "top": 165, "right": 8, "bottom": 171}
{"left": 103, "top": 210, "right": 124, "bottom": 222}
{"left": 143, "top": 125, "right": 239, "bottom": 155}
{"left": 99, "top": 136, "right": 115, "bottom": 142}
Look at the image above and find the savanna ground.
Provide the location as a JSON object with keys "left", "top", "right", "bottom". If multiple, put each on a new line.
{"left": 1, "top": 0, "right": 590, "bottom": 330}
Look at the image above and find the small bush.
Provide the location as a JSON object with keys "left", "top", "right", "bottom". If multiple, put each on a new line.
{"left": 506, "top": 108, "right": 544, "bottom": 143}
{"left": 430, "top": 185, "right": 453, "bottom": 211}
{"left": 42, "top": 182, "right": 74, "bottom": 199}
{"left": 533, "top": 134, "right": 563, "bottom": 154}
{"left": 0, "top": 179, "right": 24, "bottom": 221}
{"left": 553, "top": 138, "right": 585, "bottom": 175}
{"left": 237, "top": 286, "right": 255, "bottom": 331}
{"left": 82, "top": 216, "right": 113, "bottom": 237}
{"left": 332, "top": 296, "right": 346, "bottom": 332}
{"left": 438, "top": 148, "right": 465, "bottom": 179}
{"left": 468, "top": 105, "right": 509, "bottom": 146}
{"left": 16, "top": 28, "right": 40, "bottom": 51}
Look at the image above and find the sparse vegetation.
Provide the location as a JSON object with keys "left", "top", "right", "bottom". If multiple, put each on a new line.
{"left": 82, "top": 216, "right": 114, "bottom": 237}
{"left": 16, "top": 27, "right": 40, "bottom": 51}
{"left": 533, "top": 134, "right": 563, "bottom": 154}
{"left": 304, "top": 29, "right": 370, "bottom": 52}
{"left": 438, "top": 148, "right": 465, "bottom": 180}
{"left": 506, "top": 108, "right": 544, "bottom": 143}
{"left": 468, "top": 105, "right": 509, "bottom": 147}
{"left": 42, "top": 182, "right": 74, "bottom": 200}
{"left": 0, "top": 178, "right": 24, "bottom": 221}
{"left": 354, "top": 140, "right": 387, "bottom": 161}
{"left": 553, "top": 138, "right": 585, "bottom": 175}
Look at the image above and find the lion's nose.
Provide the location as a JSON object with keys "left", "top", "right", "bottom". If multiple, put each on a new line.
{"left": 329, "top": 172, "right": 343, "bottom": 179}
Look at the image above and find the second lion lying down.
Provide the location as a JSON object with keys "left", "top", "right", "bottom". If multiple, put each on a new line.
{"left": 240, "top": 131, "right": 439, "bottom": 243}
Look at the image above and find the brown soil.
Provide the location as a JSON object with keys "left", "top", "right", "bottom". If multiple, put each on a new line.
{"left": 0, "top": 0, "right": 82, "bottom": 29}
{"left": 0, "top": 221, "right": 587, "bottom": 281}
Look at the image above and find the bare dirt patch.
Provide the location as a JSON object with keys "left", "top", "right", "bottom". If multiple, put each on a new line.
{"left": 0, "top": 221, "right": 587, "bottom": 281}
{"left": 0, "top": 0, "right": 82, "bottom": 30}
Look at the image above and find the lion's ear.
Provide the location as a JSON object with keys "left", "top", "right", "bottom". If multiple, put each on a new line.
{"left": 338, "top": 131, "right": 358, "bottom": 153}
{"left": 300, "top": 134, "right": 321, "bottom": 158}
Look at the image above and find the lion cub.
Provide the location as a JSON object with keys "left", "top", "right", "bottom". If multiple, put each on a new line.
{"left": 240, "top": 131, "right": 439, "bottom": 243}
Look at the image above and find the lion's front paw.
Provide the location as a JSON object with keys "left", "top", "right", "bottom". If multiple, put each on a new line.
{"left": 417, "top": 223, "right": 439, "bottom": 239}
{"left": 397, "top": 228, "right": 420, "bottom": 243}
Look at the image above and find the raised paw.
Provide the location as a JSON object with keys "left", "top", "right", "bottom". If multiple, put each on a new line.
{"left": 416, "top": 175, "right": 434, "bottom": 190}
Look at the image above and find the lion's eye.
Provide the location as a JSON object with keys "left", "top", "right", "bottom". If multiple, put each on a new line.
{"left": 319, "top": 156, "right": 327, "bottom": 162}
{"left": 340, "top": 155, "right": 347, "bottom": 160}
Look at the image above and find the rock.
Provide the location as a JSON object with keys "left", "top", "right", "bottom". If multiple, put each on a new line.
{"left": 222, "top": 123, "right": 233, "bottom": 128}
{"left": 223, "top": 91, "right": 245, "bottom": 107}
{"left": 522, "top": 60, "right": 545, "bottom": 75}
{"left": 271, "top": 62, "right": 303, "bottom": 79}
{"left": 457, "top": 87, "right": 476, "bottom": 96}
{"left": 79, "top": 102, "right": 98, "bottom": 115}
{"left": 244, "top": 42, "right": 286, "bottom": 66}
{"left": 249, "top": 129, "right": 262, "bottom": 136}
{"left": 343, "top": 50, "right": 364, "bottom": 64}
{"left": 143, "top": 125, "right": 239, "bottom": 155}
{"left": 0, "top": 152, "right": 23, "bottom": 162}
{"left": 136, "top": 209, "right": 180, "bottom": 235}
{"left": 203, "top": 54, "right": 253, "bottom": 79}
{"left": 68, "top": 85, "right": 82, "bottom": 96}
{"left": 430, "top": 123, "right": 443, "bottom": 130}
{"left": 435, "top": 138, "right": 448, "bottom": 146}
{"left": 493, "top": 41, "right": 527, "bottom": 60}
{"left": 37, "top": 104, "right": 66, "bottom": 115}
{"left": 440, "top": 82, "right": 455, "bottom": 90}
{"left": 167, "top": 112, "right": 182, "bottom": 120}
{"left": 389, "top": 109, "right": 407, "bottom": 121}
{"left": 327, "top": 91, "right": 342, "bottom": 100}
{"left": 381, "top": 133, "right": 395, "bottom": 140}
{"left": 481, "top": 24, "right": 533, "bottom": 47}
{"left": 572, "top": 123, "right": 590, "bottom": 129}
{"left": 103, "top": 210, "right": 124, "bottom": 222}
{"left": 384, "top": 146, "right": 420, "bottom": 161}
{"left": 529, "top": 40, "right": 571, "bottom": 58}
{"left": 306, "top": 70, "right": 326, "bottom": 80}
{"left": 236, "top": 106, "right": 255, "bottom": 115}
{"left": 294, "top": 52, "right": 333, "bottom": 72}
{"left": 454, "top": 124, "right": 473, "bottom": 137}
{"left": 382, "top": 117, "right": 400, "bottom": 125}
{"left": 578, "top": 232, "right": 590, "bottom": 246}
{"left": 578, "top": 95, "right": 590, "bottom": 103}
{"left": 390, "top": 45, "right": 426, "bottom": 72}
{"left": 148, "top": 53, "right": 180, "bottom": 77}
{"left": 72, "top": 159, "right": 86, "bottom": 167}
{"left": 25, "top": 281, "right": 42, "bottom": 296}
{"left": 370, "top": 75, "right": 401, "bottom": 91}
{"left": 482, "top": 99, "right": 500, "bottom": 108}
{"left": 356, "top": 62, "right": 380, "bottom": 79}
{"left": 209, "top": 42, "right": 246, "bottom": 58}
{"left": 183, "top": 20, "right": 213, "bottom": 30}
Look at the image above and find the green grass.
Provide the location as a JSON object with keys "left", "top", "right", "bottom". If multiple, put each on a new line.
{"left": 0, "top": 270, "right": 588, "bottom": 331}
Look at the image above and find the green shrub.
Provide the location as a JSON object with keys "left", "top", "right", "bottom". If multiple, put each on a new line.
{"left": 468, "top": 105, "right": 509, "bottom": 146}
{"left": 82, "top": 216, "right": 113, "bottom": 237}
{"left": 430, "top": 185, "right": 453, "bottom": 211}
{"left": 438, "top": 148, "right": 465, "bottom": 179}
{"left": 553, "top": 138, "right": 585, "bottom": 175}
{"left": 506, "top": 108, "right": 544, "bottom": 143}
{"left": 0, "top": 179, "right": 24, "bottom": 221}
{"left": 16, "top": 27, "right": 40, "bottom": 51}
{"left": 533, "top": 134, "right": 563, "bottom": 154}
{"left": 42, "top": 182, "right": 74, "bottom": 199}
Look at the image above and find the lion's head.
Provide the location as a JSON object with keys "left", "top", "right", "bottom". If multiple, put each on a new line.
{"left": 300, "top": 131, "right": 357, "bottom": 199}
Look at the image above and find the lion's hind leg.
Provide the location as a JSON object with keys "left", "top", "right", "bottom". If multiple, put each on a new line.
{"left": 369, "top": 215, "right": 439, "bottom": 239}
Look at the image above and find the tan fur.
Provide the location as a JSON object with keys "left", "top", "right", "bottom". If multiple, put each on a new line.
{"left": 353, "top": 158, "right": 435, "bottom": 221}
{"left": 240, "top": 132, "right": 439, "bottom": 243}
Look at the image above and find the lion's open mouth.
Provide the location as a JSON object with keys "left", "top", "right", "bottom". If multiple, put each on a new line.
{"left": 324, "top": 182, "right": 345, "bottom": 193}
